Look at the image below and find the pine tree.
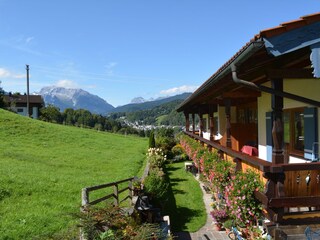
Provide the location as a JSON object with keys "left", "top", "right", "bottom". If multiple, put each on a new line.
{"left": 149, "top": 131, "right": 156, "bottom": 148}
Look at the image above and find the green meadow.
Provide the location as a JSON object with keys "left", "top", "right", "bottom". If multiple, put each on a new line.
{"left": 0, "top": 109, "right": 148, "bottom": 239}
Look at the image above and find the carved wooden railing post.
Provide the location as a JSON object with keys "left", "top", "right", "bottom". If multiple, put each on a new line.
{"left": 264, "top": 171, "right": 285, "bottom": 223}
{"left": 233, "top": 158, "right": 242, "bottom": 172}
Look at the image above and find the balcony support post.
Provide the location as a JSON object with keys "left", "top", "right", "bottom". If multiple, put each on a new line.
{"left": 184, "top": 112, "right": 190, "bottom": 132}
{"left": 209, "top": 105, "right": 217, "bottom": 142}
{"left": 192, "top": 113, "right": 195, "bottom": 134}
{"left": 199, "top": 112, "right": 204, "bottom": 138}
{"left": 225, "top": 99, "right": 232, "bottom": 148}
{"left": 271, "top": 78, "right": 284, "bottom": 164}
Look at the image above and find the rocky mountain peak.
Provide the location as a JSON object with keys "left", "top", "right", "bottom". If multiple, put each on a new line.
{"left": 130, "top": 97, "right": 147, "bottom": 104}
{"left": 38, "top": 86, "right": 114, "bottom": 115}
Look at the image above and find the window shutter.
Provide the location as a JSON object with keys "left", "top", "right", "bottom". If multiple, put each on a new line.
{"left": 266, "top": 112, "right": 273, "bottom": 162}
{"left": 304, "top": 107, "right": 318, "bottom": 161}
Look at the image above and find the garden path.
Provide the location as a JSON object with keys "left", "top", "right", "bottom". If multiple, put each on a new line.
{"left": 175, "top": 175, "right": 230, "bottom": 240}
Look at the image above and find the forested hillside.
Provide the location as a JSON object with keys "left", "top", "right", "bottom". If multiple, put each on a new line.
{"left": 110, "top": 99, "right": 185, "bottom": 126}
{"left": 111, "top": 92, "right": 191, "bottom": 113}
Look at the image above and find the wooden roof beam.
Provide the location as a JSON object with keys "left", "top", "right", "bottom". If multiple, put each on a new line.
{"left": 222, "top": 89, "right": 261, "bottom": 98}
{"left": 267, "top": 68, "right": 314, "bottom": 79}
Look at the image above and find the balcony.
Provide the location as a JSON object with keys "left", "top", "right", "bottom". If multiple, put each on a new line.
{"left": 183, "top": 130, "right": 320, "bottom": 225}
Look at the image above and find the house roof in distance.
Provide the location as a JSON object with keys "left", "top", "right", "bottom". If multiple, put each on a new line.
{"left": 4, "top": 94, "right": 44, "bottom": 104}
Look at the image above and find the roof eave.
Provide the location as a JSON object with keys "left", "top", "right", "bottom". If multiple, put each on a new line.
{"left": 177, "top": 40, "right": 265, "bottom": 112}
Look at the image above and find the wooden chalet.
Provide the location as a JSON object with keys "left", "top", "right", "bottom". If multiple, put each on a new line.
{"left": 4, "top": 94, "right": 44, "bottom": 119}
{"left": 177, "top": 13, "right": 320, "bottom": 226}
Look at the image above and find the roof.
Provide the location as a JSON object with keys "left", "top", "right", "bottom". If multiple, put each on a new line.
{"left": 177, "top": 12, "right": 320, "bottom": 112}
{"left": 4, "top": 95, "right": 44, "bottom": 104}
{"left": 255, "top": 12, "right": 320, "bottom": 39}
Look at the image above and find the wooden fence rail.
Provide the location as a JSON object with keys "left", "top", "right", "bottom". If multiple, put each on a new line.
{"left": 81, "top": 177, "right": 136, "bottom": 207}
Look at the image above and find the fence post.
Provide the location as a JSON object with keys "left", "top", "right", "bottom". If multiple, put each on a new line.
{"left": 114, "top": 184, "right": 119, "bottom": 206}
{"left": 81, "top": 188, "right": 89, "bottom": 206}
{"left": 128, "top": 179, "right": 133, "bottom": 205}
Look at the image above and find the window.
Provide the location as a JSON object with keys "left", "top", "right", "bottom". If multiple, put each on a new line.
{"left": 213, "top": 116, "right": 218, "bottom": 135}
{"left": 283, "top": 108, "right": 304, "bottom": 154}
{"left": 202, "top": 117, "right": 207, "bottom": 131}
{"left": 237, "top": 103, "right": 257, "bottom": 124}
{"left": 17, "top": 108, "right": 24, "bottom": 113}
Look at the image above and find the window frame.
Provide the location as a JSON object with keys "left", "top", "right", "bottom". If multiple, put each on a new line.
{"left": 283, "top": 107, "right": 305, "bottom": 157}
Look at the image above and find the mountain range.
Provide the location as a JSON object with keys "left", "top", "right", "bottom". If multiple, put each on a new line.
{"left": 112, "top": 92, "right": 191, "bottom": 113}
{"left": 38, "top": 86, "right": 191, "bottom": 115}
{"left": 39, "top": 86, "right": 114, "bottom": 114}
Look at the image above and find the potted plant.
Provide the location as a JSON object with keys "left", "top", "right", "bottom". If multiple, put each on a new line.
{"left": 132, "top": 178, "right": 142, "bottom": 196}
{"left": 223, "top": 219, "right": 233, "bottom": 234}
{"left": 210, "top": 208, "right": 227, "bottom": 230}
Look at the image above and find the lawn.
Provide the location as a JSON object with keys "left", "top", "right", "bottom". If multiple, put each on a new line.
{"left": 0, "top": 109, "right": 148, "bottom": 239}
{"left": 164, "top": 161, "right": 206, "bottom": 232}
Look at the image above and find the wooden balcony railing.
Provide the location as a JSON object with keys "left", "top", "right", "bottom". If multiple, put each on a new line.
{"left": 184, "top": 130, "right": 320, "bottom": 224}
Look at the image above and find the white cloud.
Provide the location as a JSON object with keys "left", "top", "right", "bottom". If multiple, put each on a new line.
{"left": 55, "top": 79, "right": 79, "bottom": 88}
{"left": 25, "top": 36, "right": 35, "bottom": 44}
{"left": 0, "top": 68, "right": 10, "bottom": 78}
{"left": 0, "top": 68, "right": 24, "bottom": 79}
{"left": 160, "top": 85, "right": 198, "bottom": 95}
{"left": 105, "top": 62, "right": 118, "bottom": 75}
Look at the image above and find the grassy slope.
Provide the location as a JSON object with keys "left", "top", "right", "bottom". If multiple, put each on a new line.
{"left": 164, "top": 161, "right": 206, "bottom": 232}
{"left": 0, "top": 109, "right": 147, "bottom": 239}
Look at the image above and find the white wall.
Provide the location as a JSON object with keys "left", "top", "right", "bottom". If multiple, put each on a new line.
{"left": 257, "top": 78, "right": 320, "bottom": 162}
{"left": 14, "top": 106, "right": 40, "bottom": 119}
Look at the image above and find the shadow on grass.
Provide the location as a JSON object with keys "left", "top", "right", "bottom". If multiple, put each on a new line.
{"left": 170, "top": 177, "right": 186, "bottom": 183}
{"left": 171, "top": 189, "right": 186, "bottom": 195}
{"left": 166, "top": 165, "right": 180, "bottom": 172}
{"left": 165, "top": 166, "right": 181, "bottom": 175}
{"left": 169, "top": 177, "right": 187, "bottom": 188}
{"left": 163, "top": 163, "right": 204, "bottom": 233}
{"left": 170, "top": 206, "right": 204, "bottom": 232}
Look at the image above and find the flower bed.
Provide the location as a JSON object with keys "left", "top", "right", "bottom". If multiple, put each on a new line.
{"left": 180, "top": 135, "right": 264, "bottom": 235}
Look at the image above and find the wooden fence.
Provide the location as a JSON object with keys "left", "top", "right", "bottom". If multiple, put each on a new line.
{"left": 81, "top": 177, "right": 136, "bottom": 207}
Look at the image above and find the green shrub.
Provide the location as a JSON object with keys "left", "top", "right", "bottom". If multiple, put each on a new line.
{"left": 171, "top": 144, "right": 184, "bottom": 156}
{"left": 149, "top": 131, "right": 156, "bottom": 148}
{"left": 79, "top": 205, "right": 163, "bottom": 240}
{"left": 155, "top": 128, "right": 177, "bottom": 158}
{"left": 223, "top": 219, "right": 233, "bottom": 230}
{"left": 143, "top": 169, "right": 169, "bottom": 201}
{"left": 147, "top": 147, "right": 167, "bottom": 169}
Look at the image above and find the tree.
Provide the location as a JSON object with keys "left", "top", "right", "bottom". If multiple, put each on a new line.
{"left": 39, "top": 105, "right": 62, "bottom": 123}
{"left": 149, "top": 131, "right": 156, "bottom": 148}
{"left": 62, "top": 108, "right": 75, "bottom": 125}
{"left": 0, "top": 86, "right": 5, "bottom": 108}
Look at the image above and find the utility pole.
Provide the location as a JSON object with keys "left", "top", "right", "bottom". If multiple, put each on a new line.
{"left": 26, "top": 64, "right": 30, "bottom": 117}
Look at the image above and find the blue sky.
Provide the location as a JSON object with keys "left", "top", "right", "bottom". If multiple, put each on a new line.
{"left": 0, "top": 1, "right": 319, "bottom": 107}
